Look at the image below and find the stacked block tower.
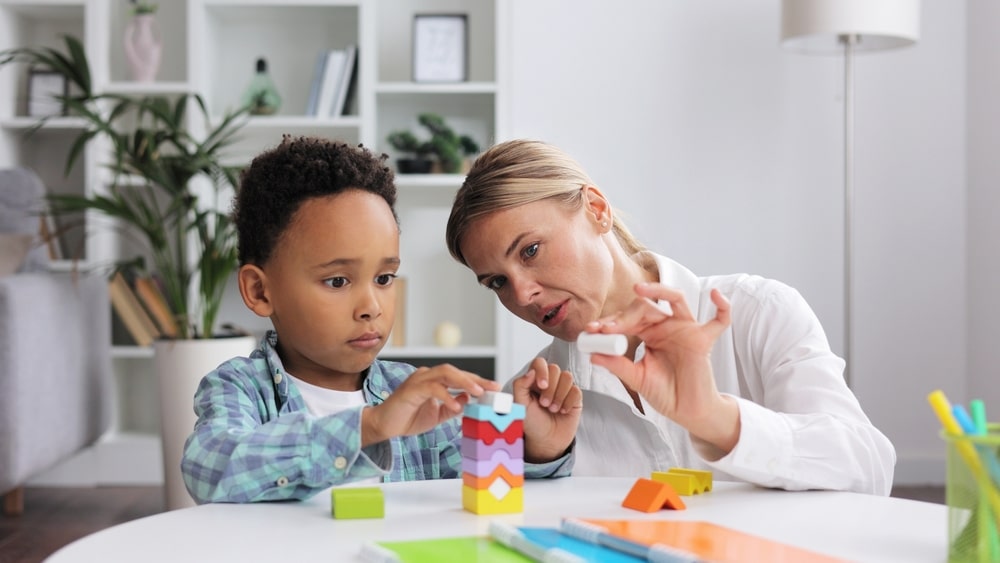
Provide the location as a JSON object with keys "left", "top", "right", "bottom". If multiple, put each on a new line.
{"left": 461, "top": 391, "right": 525, "bottom": 514}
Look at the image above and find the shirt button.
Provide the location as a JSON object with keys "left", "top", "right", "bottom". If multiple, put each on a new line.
{"left": 380, "top": 390, "right": 390, "bottom": 399}
{"left": 273, "top": 372, "right": 282, "bottom": 384}
{"left": 276, "top": 476, "right": 289, "bottom": 487}
{"left": 334, "top": 456, "right": 347, "bottom": 470}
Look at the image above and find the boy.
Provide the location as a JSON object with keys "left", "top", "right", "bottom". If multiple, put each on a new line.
{"left": 182, "top": 137, "right": 520, "bottom": 503}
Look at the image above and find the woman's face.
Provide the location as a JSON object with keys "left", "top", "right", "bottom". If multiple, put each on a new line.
{"left": 459, "top": 196, "right": 615, "bottom": 342}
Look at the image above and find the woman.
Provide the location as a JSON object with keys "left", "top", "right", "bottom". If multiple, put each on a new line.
{"left": 445, "top": 139, "right": 895, "bottom": 495}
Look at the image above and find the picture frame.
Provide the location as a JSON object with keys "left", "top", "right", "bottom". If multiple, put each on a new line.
{"left": 27, "top": 69, "right": 67, "bottom": 117}
{"left": 413, "top": 14, "right": 468, "bottom": 83}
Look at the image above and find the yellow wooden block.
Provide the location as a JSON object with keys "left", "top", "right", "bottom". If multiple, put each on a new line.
{"left": 462, "top": 484, "right": 523, "bottom": 514}
{"left": 651, "top": 467, "right": 713, "bottom": 495}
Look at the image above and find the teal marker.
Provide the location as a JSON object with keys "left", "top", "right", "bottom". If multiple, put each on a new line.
{"left": 970, "top": 399, "right": 988, "bottom": 434}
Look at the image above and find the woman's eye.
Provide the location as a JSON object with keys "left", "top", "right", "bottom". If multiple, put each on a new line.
{"left": 324, "top": 277, "right": 348, "bottom": 288}
{"left": 523, "top": 243, "right": 539, "bottom": 259}
{"left": 487, "top": 276, "right": 507, "bottom": 291}
{"left": 376, "top": 274, "right": 396, "bottom": 286}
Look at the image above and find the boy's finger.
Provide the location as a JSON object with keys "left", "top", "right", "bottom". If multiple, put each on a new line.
{"left": 561, "top": 385, "right": 584, "bottom": 414}
{"left": 537, "top": 363, "right": 561, "bottom": 408}
{"left": 532, "top": 357, "right": 550, "bottom": 390}
{"left": 511, "top": 369, "right": 536, "bottom": 405}
{"left": 548, "top": 370, "right": 576, "bottom": 412}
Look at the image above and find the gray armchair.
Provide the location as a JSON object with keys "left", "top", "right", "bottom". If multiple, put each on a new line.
{"left": 0, "top": 168, "right": 112, "bottom": 516}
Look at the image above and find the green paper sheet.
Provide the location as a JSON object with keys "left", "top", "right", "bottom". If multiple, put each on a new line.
{"left": 364, "top": 536, "right": 533, "bottom": 563}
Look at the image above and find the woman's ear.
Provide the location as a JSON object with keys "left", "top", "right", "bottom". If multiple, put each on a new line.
{"left": 581, "top": 184, "right": 613, "bottom": 230}
{"left": 238, "top": 264, "right": 273, "bottom": 318}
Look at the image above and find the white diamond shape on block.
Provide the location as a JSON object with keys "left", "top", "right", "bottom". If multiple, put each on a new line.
{"left": 487, "top": 476, "right": 513, "bottom": 501}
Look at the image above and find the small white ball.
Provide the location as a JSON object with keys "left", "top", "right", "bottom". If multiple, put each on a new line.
{"left": 434, "top": 321, "right": 462, "bottom": 348}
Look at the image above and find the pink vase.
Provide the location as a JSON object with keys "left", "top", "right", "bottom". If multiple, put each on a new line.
{"left": 123, "top": 14, "right": 162, "bottom": 82}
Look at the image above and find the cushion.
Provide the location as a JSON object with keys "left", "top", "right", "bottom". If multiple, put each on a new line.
{"left": 0, "top": 234, "right": 33, "bottom": 276}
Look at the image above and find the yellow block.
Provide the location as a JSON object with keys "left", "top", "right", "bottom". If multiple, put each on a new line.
{"left": 462, "top": 484, "right": 523, "bottom": 515}
{"left": 651, "top": 467, "right": 713, "bottom": 495}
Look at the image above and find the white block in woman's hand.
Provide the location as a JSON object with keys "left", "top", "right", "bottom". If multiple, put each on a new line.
{"left": 576, "top": 332, "right": 627, "bottom": 356}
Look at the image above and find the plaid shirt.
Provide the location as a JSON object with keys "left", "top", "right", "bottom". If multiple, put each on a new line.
{"left": 182, "top": 331, "right": 570, "bottom": 503}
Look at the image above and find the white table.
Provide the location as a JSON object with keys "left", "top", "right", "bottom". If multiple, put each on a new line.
{"left": 46, "top": 478, "right": 948, "bottom": 562}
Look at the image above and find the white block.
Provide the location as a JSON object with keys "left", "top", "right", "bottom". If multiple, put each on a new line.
{"left": 478, "top": 391, "right": 514, "bottom": 414}
{"left": 576, "top": 332, "right": 628, "bottom": 356}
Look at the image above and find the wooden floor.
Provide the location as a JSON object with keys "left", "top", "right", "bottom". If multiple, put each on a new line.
{"left": 0, "top": 487, "right": 164, "bottom": 563}
{"left": 0, "top": 484, "right": 944, "bottom": 562}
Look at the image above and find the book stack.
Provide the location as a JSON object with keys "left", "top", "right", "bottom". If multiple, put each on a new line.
{"left": 460, "top": 392, "right": 525, "bottom": 515}
{"left": 109, "top": 271, "right": 179, "bottom": 347}
{"left": 305, "top": 45, "right": 358, "bottom": 118}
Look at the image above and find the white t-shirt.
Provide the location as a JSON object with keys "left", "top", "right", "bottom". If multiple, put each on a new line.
{"left": 285, "top": 372, "right": 381, "bottom": 485}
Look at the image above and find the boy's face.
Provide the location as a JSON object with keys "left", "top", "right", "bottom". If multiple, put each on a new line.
{"left": 250, "top": 190, "right": 400, "bottom": 390}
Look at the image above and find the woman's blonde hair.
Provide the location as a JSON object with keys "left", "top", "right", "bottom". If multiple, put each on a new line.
{"left": 445, "top": 139, "right": 646, "bottom": 266}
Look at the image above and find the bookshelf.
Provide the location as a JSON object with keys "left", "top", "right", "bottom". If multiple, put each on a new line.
{"left": 0, "top": 0, "right": 512, "bottom": 485}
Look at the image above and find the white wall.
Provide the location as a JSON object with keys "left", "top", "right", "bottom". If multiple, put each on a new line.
{"left": 967, "top": 4, "right": 1000, "bottom": 422}
{"left": 504, "top": 0, "right": 967, "bottom": 484}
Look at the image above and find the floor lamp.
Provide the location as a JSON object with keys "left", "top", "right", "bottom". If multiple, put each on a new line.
{"left": 780, "top": 0, "right": 919, "bottom": 387}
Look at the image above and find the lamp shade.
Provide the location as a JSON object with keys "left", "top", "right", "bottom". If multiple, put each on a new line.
{"left": 781, "top": 0, "right": 920, "bottom": 54}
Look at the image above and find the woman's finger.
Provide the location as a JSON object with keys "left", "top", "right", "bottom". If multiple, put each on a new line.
{"left": 704, "top": 288, "right": 732, "bottom": 338}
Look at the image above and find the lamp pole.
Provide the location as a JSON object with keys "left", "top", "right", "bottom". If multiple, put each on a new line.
{"left": 841, "top": 33, "right": 857, "bottom": 387}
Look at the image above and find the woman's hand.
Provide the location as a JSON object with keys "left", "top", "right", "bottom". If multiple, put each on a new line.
{"left": 362, "top": 364, "right": 499, "bottom": 446}
{"left": 585, "top": 282, "right": 741, "bottom": 454}
{"left": 510, "top": 357, "right": 583, "bottom": 463}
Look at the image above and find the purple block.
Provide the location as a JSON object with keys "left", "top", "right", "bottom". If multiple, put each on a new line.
{"left": 460, "top": 437, "right": 524, "bottom": 461}
{"left": 461, "top": 449, "right": 524, "bottom": 477}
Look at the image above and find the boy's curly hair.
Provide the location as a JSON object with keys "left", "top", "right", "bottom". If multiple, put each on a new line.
{"left": 233, "top": 136, "right": 397, "bottom": 266}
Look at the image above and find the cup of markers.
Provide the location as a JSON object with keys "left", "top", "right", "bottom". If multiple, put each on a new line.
{"left": 928, "top": 392, "right": 1000, "bottom": 563}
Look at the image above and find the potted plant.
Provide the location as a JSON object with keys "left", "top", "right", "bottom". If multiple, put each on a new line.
{"left": 2, "top": 34, "right": 246, "bottom": 340}
{"left": 1, "top": 35, "right": 255, "bottom": 510}
{"left": 386, "top": 112, "right": 480, "bottom": 174}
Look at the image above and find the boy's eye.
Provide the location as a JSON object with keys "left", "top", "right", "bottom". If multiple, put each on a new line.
{"left": 487, "top": 276, "right": 507, "bottom": 291}
{"left": 522, "top": 243, "right": 539, "bottom": 259}
{"left": 324, "top": 277, "right": 348, "bottom": 289}
{"left": 376, "top": 273, "right": 396, "bottom": 286}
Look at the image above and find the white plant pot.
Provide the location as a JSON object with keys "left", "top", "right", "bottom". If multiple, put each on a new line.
{"left": 154, "top": 335, "right": 256, "bottom": 510}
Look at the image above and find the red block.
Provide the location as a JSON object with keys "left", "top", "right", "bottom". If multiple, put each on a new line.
{"left": 461, "top": 418, "right": 523, "bottom": 445}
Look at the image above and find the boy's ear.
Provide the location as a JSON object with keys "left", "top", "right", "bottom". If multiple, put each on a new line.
{"left": 238, "top": 264, "right": 273, "bottom": 318}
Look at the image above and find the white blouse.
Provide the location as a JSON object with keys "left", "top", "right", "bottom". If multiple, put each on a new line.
{"left": 519, "top": 253, "right": 896, "bottom": 495}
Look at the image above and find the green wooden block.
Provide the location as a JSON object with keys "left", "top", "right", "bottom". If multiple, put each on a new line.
{"left": 331, "top": 487, "right": 384, "bottom": 519}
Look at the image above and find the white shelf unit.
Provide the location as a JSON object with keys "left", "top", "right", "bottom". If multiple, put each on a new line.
{"left": 1, "top": 0, "right": 513, "bottom": 486}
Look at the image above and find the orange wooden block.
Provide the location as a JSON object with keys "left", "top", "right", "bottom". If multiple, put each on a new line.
{"left": 621, "top": 477, "right": 686, "bottom": 512}
{"left": 462, "top": 464, "right": 525, "bottom": 489}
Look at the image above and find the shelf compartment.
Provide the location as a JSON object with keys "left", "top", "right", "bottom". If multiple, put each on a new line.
{"left": 108, "top": 0, "right": 188, "bottom": 84}
{"left": 375, "top": 0, "right": 496, "bottom": 83}
{"left": 376, "top": 91, "right": 494, "bottom": 168}
{"left": 199, "top": 3, "right": 360, "bottom": 118}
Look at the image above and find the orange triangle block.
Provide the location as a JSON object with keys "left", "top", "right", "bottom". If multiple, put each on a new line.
{"left": 621, "top": 477, "right": 686, "bottom": 512}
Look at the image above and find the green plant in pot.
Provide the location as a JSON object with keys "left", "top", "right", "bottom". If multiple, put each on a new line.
{"left": 386, "top": 112, "right": 480, "bottom": 174}
{"left": 0, "top": 35, "right": 248, "bottom": 339}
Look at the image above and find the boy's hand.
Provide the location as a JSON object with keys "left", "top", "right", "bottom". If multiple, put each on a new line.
{"left": 362, "top": 365, "right": 500, "bottom": 446}
{"left": 511, "top": 357, "right": 582, "bottom": 463}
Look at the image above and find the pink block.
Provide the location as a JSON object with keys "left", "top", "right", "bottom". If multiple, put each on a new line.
{"left": 460, "top": 437, "right": 524, "bottom": 460}
{"left": 461, "top": 449, "right": 524, "bottom": 478}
